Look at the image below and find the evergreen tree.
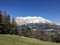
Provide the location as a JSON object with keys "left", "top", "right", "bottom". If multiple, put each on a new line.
{"left": 0, "top": 10, "right": 2, "bottom": 23}
{"left": 21, "top": 27, "right": 32, "bottom": 37}
{"left": 25, "top": 27, "right": 32, "bottom": 37}
{"left": 2, "top": 11, "right": 11, "bottom": 34}
{"left": 0, "top": 10, "right": 3, "bottom": 34}
{"left": 9, "top": 18, "right": 18, "bottom": 35}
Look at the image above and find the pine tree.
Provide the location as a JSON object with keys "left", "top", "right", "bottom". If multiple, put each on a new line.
{"left": 9, "top": 18, "right": 18, "bottom": 35}
{"left": 25, "top": 27, "right": 32, "bottom": 37}
{"left": 2, "top": 11, "right": 10, "bottom": 34}
{"left": 0, "top": 10, "right": 3, "bottom": 34}
{"left": 21, "top": 27, "right": 32, "bottom": 37}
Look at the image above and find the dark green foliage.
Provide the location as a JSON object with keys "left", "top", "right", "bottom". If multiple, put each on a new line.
{"left": 21, "top": 27, "right": 32, "bottom": 37}
{"left": 2, "top": 11, "right": 11, "bottom": 34}
{"left": 25, "top": 27, "right": 32, "bottom": 37}
{"left": 51, "top": 35, "right": 60, "bottom": 43}
{"left": 0, "top": 10, "right": 2, "bottom": 23}
{"left": 9, "top": 18, "right": 18, "bottom": 35}
{"left": 0, "top": 10, "right": 18, "bottom": 35}
{"left": 0, "top": 10, "right": 3, "bottom": 34}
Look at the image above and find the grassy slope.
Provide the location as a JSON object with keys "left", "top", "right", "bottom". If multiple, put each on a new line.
{"left": 0, "top": 35, "right": 60, "bottom": 45}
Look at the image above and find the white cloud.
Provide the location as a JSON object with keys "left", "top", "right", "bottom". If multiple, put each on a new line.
{"left": 15, "top": 16, "right": 53, "bottom": 25}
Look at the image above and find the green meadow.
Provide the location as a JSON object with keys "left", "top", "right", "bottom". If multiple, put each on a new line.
{"left": 0, "top": 35, "right": 60, "bottom": 45}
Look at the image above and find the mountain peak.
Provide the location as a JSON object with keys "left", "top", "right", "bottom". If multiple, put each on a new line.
{"left": 15, "top": 16, "right": 53, "bottom": 25}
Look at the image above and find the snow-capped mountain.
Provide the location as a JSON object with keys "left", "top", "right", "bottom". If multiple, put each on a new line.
{"left": 15, "top": 16, "right": 53, "bottom": 25}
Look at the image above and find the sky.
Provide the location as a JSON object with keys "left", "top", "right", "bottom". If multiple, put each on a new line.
{"left": 0, "top": 0, "right": 60, "bottom": 24}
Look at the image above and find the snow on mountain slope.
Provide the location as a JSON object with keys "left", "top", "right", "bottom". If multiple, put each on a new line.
{"left": 15, "top": 16, "right": 53, "bottom": 25}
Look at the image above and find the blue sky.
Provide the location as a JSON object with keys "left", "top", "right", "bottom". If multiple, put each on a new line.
{"left": 0, "top": 0, "right": 60, "bottom": 23}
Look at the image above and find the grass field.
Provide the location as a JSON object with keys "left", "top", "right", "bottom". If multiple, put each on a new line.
{"left": 0, "top": 34, "right": 60, "bottom": 45}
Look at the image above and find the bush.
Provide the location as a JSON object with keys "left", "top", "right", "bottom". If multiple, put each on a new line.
{"left": 51, "top": 35, "right": 60, "bottom": 43}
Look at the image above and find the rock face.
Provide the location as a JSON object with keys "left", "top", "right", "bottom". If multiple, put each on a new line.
{"left": 15, "top": 16, "right": 60, "bottom": 35}
{"left": 15, "top": 16, "right": 53, "bottom": 25}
